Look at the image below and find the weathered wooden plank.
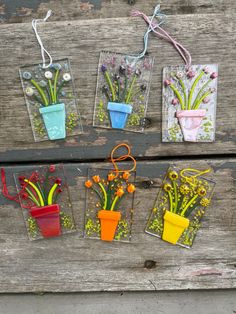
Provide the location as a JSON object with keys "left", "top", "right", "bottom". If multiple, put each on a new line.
{"left": 0, "top": 14, "right": 235, "bottom": 162}
{"left": 0, "top": 0, "right": 235, "bottom": 24}
{"left": 0, "top": 159, "right": 235, "bottom": 292}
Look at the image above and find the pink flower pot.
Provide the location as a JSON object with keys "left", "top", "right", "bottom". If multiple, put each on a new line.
{"left": 30, "top": 204, "right": 61, "bottom": 238}
{"left": 176, "top": 109, "right": 206, "bottom": 142}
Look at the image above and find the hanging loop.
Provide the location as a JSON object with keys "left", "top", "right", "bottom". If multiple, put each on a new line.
{"left": 32, "top": 10, "right": 53, "bottom": 69}
{"left": 110, "top": 143, "right": 136, "bottom": 177}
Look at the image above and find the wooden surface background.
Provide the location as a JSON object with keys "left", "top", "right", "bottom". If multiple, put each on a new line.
{"left": 0, "top": 0, "right": 235, "bottom": 293}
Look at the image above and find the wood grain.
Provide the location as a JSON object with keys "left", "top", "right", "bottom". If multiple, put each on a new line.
{"left": 0, "top": 159, "right": 235, "bottom": 292}
{"left": 0, "top": 0, "right": 235, "bottom": 24}
{"left": 0, "top": 13, "right": 235, "bottom": 162}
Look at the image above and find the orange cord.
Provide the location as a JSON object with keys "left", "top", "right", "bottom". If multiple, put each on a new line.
{"left": 110, "top": 143, "right": 136, "bottom": 177}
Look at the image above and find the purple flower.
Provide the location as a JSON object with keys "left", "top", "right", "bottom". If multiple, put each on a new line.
{"left": 171, "top": 98, "right": 179, "bottom": 106}
{"left": 164, "top": 79, "right": 171, "bottom": 87}
{"left": 210, "top": 72, "right": 218, "bottom": 80}
{"left": 187, "top": 70, "right": 195, "bottom": 79}
{"left": 101, "top": 64, "right": 107, "bottom": 73}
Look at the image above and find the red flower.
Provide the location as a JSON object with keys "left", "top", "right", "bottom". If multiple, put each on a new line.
{"left": 187, "top": 70, "right": 195, "bottom": 79}
{"left": 55, "top": 178, "right": 62, "bottom": 185}
{"left": 171, "top": 98, "right": 179, "bottom": 106}
{"left": 49, "top": 165, "right": 56, "bottom": 173}
{"left": 164, "top": 79, "right": 171, "bottom": 87}
{"left": 21, "top": 192, "right": 28, "bottom": 200}
{"left": 57, "top": 188, "right": 63, "bottom": 193}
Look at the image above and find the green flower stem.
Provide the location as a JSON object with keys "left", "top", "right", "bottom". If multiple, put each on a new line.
{"left": 125, "top": 75, "right": 137, "bottom": 104}
{"left": 30, "top": 79, "right": 48, "bottom": 106}
{"left": 91, "top": 187, "right": 103, "bottom": 203}
{"left": 36, "top": 182, "right": 46, "bottom": 204}
{"left": 193, "top": 90, "right": 212, "bottom": 110}
{"left": 33, "top": 95, "right": 42, "bottom": 104}
{"left": 57, "top": 80, "right": 65, "bottom": 97}
{"left": 48, "top": 183, "right": 59, "bottom": 205}
{"left": 178, "top": 78, "right": 187, "bottom": 110}
{"left": 110, "top": 194, "right": 124, "bottom": 211}
{"left": 104, "top": 71, "right": 116, "bottom": 101}
{"left": 98, "top": 182, "right": 107, "bottom": 210}
{"left": 192, "top": 79, "right": 211, "bottom": 108}
{"left": 173, "top": 181, "right": 178, "bottom": 213}
{"left": 188, "top": 71, "right": 204, "bottom": 109}
{"left": 167, "top": 190, "right": 173, "bottom": 212}
{"left": 53, "top": 69, "right": 60, "bottom": 103}
{"left": 106, "top": 181, "right": 112, "bottom": 209}
{"left": 121, "top": 76, "right": 128, "bottom": 103}
{"left": 185, "top": 200, "right": 200, "bottom": 217}
{"left": 169, "top": 84, "right": 184, "bottom": 109}
{"left": 25, "top": 187, "right": 40, "bottom": 207}
{"left": 180, "top": 194, "right": 198, "bottom": 217}
{"left": 24, "top": 179, "right": 44, "bottom": 206}
{"left": 48, "top": 80, "right": 55, "bottom": 103}
{"left": 44, "top": 86, "right": 52, "bottom": 104}
{"left": 116, "top": 80, "right": 120, "bottom": 102}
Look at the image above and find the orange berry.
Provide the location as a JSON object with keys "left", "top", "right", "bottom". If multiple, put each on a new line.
{"left": 92, "top": 175, "right": 100, "bottom": 183}
{"left": 127, "top": 184, "right": 135, "bottom": 193}
{"left": 123, "top": 171, "right": 131, "bottom": 180}
{"left": 116, "top": 188, "right": 124, "bottom": 197}
{"left": 85, "top": 180, "right": 93, "bottom": 188}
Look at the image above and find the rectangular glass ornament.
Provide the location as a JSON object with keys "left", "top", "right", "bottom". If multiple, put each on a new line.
{"left": 19, "top": 58, "right": 82, "bottom": 142}
{"left": 145, "top": 166, "right": 215, "bottom": 248}
{"left": 162, "top": 64, "right": 218, "bottom": 142}
{"left": 14, "top": 164, "right": 76, "bottom": 240}
{"left": 93, "top": 51, "right": 154, "bottom": 132}
{"left": 84, "top": 168, "right": 136, "bottom": 242}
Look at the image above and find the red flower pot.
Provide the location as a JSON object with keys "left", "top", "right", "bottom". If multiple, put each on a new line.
{"left": 30, "top": 204, "right": 61, "bottom": 238}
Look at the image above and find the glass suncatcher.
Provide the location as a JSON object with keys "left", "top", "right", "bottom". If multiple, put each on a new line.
{"left": 93, "top": 31, "right": 154, "bottom": 132}
{"left": 20, "top": 11, "right": 82, "bottom": 142}
{"left": 12, "top": 164, "right": 76, "bottom": 240}
{"left": 84, "top": 144, "right": 136, "bottom": 242}
{"left": 145, "top": 167, "right": 215, "bottom": 248}
{"left": 133, "top": 6, "right": 218, "bottom": 142}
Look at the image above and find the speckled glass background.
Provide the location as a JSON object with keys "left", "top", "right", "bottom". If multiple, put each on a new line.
{"left": 19, "top": 58, "right": 82, "bottom": 142}
{"left": 145, "top": 166, "right": 215, "bottom": 248}
{"left": 84, "top": 168, "right": 135, "bottom": 242}
{"left": 93, "top": 51, "right": 154, "bottom": 132}
{"left": 14, "top": 164, "right": 77, "bottom": 241}
{"left": 162, "top": 64, "right": 218, "bottom": 142}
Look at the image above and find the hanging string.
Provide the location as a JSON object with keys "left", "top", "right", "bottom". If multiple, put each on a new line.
{"left": 1, "top": 168, "right": 37, "bottom": 209}
{"left": 32, "top": 10, "right": 53, "bottom": 69}
{"left": 110, "top": 143, "right": 136, "bottom": 177}
{"left": 126, "top": 5, "right": 166, "bottom": 63}
{"left": 180, "top": 168, "right": 211, "bottom": 187}
{"left": 131, "top": 5, "right": 192, "bottom": 71}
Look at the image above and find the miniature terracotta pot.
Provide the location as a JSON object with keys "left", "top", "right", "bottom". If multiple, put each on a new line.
{"left": 98, "top": 209, "right": 121, "bottom": 241}
{"left": 107, "top": 102, "right": 133, "bottom": 129}
{"left": 162, "top": 211, "right": 189, "bottom": 245}
{"left": 176, "top": 109, "right": 206, "bottom": 142}
{"left": 30, "top": 204, "right": 61, "bottom": 238}
{"left": 39, "top": 103, "right": 66, "bottom": 140}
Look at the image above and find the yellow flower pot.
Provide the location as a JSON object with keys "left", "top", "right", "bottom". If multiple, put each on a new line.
{"left": 162, "top": 211, "right": 190, "bottom": 244}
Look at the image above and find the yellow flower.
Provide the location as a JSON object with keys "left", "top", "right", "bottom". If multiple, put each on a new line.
{"left": 200, "top": 198, "right": 210, "bottom": 207}
{"left": 163, "top": 183, "right": 172, "bottom": 192}
{"left": 107, "top": 173, "right": 116, "bottom": 181}
{"left": 168, "top": 171, "right": 178, "bottom": 181}
{"left": 85, "top": 180, "right": 92, "bottom": 188}
{"left": 116, "top": 188, "right": 124, "bottom": 197}
{"left": 127, "top": 184, "right": 135, "bottom": 193}
{"left": 92, "top": 175, "right": 100, "bottom": 183}
{"left": 179, "top": 184, "right": 190, "bottom": 195}
{"left": 123, "top": 171, "right": 131, "bottom": 180}
{"left": 197, "top": 186, "right": 207, "bottom": 197}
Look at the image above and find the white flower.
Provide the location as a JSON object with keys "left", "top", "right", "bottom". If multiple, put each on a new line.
{"left": 25, "top": 87, "right": 34, "bottom": 96}
{"left": 44, "top": 71, "right": 53, "bottom": 79}
{"left": 63, "top": 73, "right": 71, "bottom": 81}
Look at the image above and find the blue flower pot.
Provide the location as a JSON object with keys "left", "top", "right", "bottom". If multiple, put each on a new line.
{"left": 107, "top": 102, "right": 133, "bottom": 129}
{"left": 39, "top": 103, "right": 66, "bottom": 140}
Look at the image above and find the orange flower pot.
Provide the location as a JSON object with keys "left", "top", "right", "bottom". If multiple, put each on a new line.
{"left": 162, "top": 211, "right": 189, "bottom": 245}
{"left": 98, "top": 209, "right": 121, "bottom": 241}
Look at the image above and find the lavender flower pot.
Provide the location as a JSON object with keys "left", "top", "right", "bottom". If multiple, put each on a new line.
{"left": 176, "top": 109, "right": 206, "bottom": 142}
{"left": 107, "top": 102, "right": 133, "bottom": 129}
{"left": 39, "top": 103, "right": 66, "bottom": 140}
